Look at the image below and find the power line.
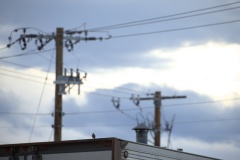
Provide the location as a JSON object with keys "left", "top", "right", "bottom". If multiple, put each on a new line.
{"left": 0, "top": 125, "right": 50, "bottom": 129}
{"left": 87, "top": 1, "right": 240, "bottom": 31}
{"left": 0, "top": 66, "right": 146, "bottom": 97}
{"left": 64, "top": 117, "right": 240, "bottom": 127}
{"left": 2, "top": 117, "right": 239, "bottom": 129}
{"left": 112, "top": 19, "right": 240, "bottom": 39}
{"left": 0, "top": 48, "right": 55, "bottom": 60}
{"left": 0, "top": 67, "right": 46, "bottom": 79}
{"left": 0, "top": 71, "right": 52, "bottom": 85}
{"left": 1, "top": 97, "right": 240, "bottom": 116}
{"left": 174, "top": 117, "right": 240, "bottom": 124}
{"left": 0, "top": 71, "right": 131, "bottom": 99}
{"left": 86, "top": 80, "right": 148, "bottom": 94}
{"left": 0, "top": 59, "right": 45, "bottom": 70}
{"left": 29, "top": 51, "right": 54, "bottom": 142}
{"left": 0, "top": 112, "right": 50, "bottom": 115}
{"left": 163, "top": 97, "right": 240, "bottom": 107}
{"left": 0, "top": 49, "right": 38, "bottom": 60}
{"left": 89, "top": 6, "right": 240, "bottom": 31}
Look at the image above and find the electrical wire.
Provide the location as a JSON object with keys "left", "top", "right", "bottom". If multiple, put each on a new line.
{"left": 0, "top": 71, "right": 52, "bottom": 85}
{"left": 0, "top": 49, "right": 38, "bottom": 60}
{"left": 87, "top": 1, "right": 240, "bottom": 31}
{"left": 0, "top": 66, "right": 144, "bottom": 98}
{"left": 163, "top": 97, "right": 240, "bottom": 107}
{"left": 174, "top": 117, "right": 240, "bottom": 125}
{"left": 49, "top": 129, "right": 54, "bottom": 141}
{"left": 1, "top": 97, "right": 240, "bottom": 116}
{"left": 0, "top": 59, "right": 45, "bottom": 71}
{"left": 112, "top": 19, "right": 240, "bottom": 39}
{"left": 85, "top": 80, "right": 148, "bottom": 94}
{"left": 66, "top": 23, "right": 86, "bottom": 32}
{"left": 89, "top": 6, "right": 240, "bottom": 31}
{"left": 0, "top": 67, "right": 45, "bottom": 79}
{"left": 0, "top": 125, "right": 50, "bottom": 129}
{"left": 29, "top": 50, "right": 54, "bottom": 142}
{"left": 0, "top": 117, "right": 239, "bottom": 129}
{"left": 0, "top": 48, "right": 55, "bottom": 60}
{"left": 0, "top": 112, "right": 50, "bottom": 115}
{"left": 0, "top": 70, "right": 131, "bottom": 99}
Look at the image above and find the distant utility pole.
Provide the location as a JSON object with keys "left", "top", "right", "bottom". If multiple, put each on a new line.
{"left": 7, "top": 27, "right": 110, "bottom": 142}
{"left": 131, "top": 91, "right": 186, "bottom": 147}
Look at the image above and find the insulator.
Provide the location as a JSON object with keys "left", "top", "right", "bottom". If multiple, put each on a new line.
{"left": 65, "top": 40, "right": 73, "bottom": 52}
{"left": 84, "top": 30, "right": 88, "bottom": 36}
{"left": 19, "top": 38, "right": 27, "bottom": 50}
{"left": 38, "top": 46, "right": 42, "bottom": 51}
{"left": 23, "top": 28, "right": 26, "bottom": 33}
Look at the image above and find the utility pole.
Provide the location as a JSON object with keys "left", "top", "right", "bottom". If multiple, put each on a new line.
{"left": 131, "top": 91, "right": 186, "bottom": 147}
{"left": 54, "top": 28, "right": 64, "bottom": 142}
{"left": 7, "top": 27, "right": 110, "bottom": 142}
{"left": 154, "top": 91, "right": 161, "bottom": 147}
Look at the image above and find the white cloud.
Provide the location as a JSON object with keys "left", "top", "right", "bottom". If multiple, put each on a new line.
{"left": 149, "top": 41, "right": 240, "bottom": 104}
{"left": 0, "top": 67, "right": 55, "bottom": 113}
{"left": 87, "top": 41, "right": 240, "bottom": 106}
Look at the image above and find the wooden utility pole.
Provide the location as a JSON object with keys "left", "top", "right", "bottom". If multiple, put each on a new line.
{"left": 131, "top": 91, "right": 186, "bottom": 147}
{"left": 54, "top": 28, "right": 64, "bottom": 142}
{"left": 12, "top": 27, "right": 106, "bottom": 142}
{"left": 154, "top": 91, "right": 161, "bottom": 146}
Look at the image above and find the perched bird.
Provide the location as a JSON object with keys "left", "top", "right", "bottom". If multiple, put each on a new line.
{"left": 92, "top": 133, "right": 96, "bottom": 139}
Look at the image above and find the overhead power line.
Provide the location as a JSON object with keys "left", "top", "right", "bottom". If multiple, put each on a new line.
{"left": 0, "top": 66, "right": 146, "bottom": 98}
{"left": 0, "top": 71, "right": 52, "bottom": 85}
{"left": 29, "top": 51, "right": 54, "bottom": 142}
{"left": 1, "top": 97, "right": 240, "bottom": 116}
{"left": 0, "top": 48, "right": 55, "bottom": 60}
{"left": 1, "top": 117, "right": 239, "bottom": 129}
{"left": 89, "top": 6, "right": 240, "bottom": 31}
{"left": 86, "top": 80, "right": 148, "bottom": 94}
{"left": 0, "top": 49, "right": 38, "bottom": 60}
{"left": 86, "top": 1, "right": 240, "bottom": 31}
{"left": 174, "top": 117, "right": 240, "bottom": 124}
{"left": 0, "top": 59, "right": 45, "bottom": 70}
{"left": 0, "top": 71, "right": 129, "bottom": 98}
{"left": 112, "top": 19, "right": 240, "bottom": 39}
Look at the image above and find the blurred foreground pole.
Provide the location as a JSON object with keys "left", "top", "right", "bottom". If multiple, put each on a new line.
{"left": 54, "top": 28, "right": 63, "bottom": 142}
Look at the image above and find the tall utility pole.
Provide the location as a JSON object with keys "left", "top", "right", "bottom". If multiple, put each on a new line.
{"left": 8, "top": 27, "right": 110, "bottom": 142}
{"left": 131, "top": 91, "right": 186, "bottom": 146}
{"left": 54, "top": 28, "right": 64, "bottom": 142}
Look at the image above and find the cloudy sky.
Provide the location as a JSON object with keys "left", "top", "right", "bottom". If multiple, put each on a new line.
{"left": 1, "top": 0, "right": 240, "bottom": 159}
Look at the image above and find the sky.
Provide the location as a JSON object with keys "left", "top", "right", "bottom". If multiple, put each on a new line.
{"left": 0, "top": 0, "right": 240, "bottom": 159}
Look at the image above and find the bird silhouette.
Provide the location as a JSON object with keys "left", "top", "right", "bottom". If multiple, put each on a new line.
{"left": 92, "top": 133, "right": 96, "bottom": 139}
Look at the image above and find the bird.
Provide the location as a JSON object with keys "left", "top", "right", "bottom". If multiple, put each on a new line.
{"left": 92, "top": 133, "right": 96, "bottom": 139}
